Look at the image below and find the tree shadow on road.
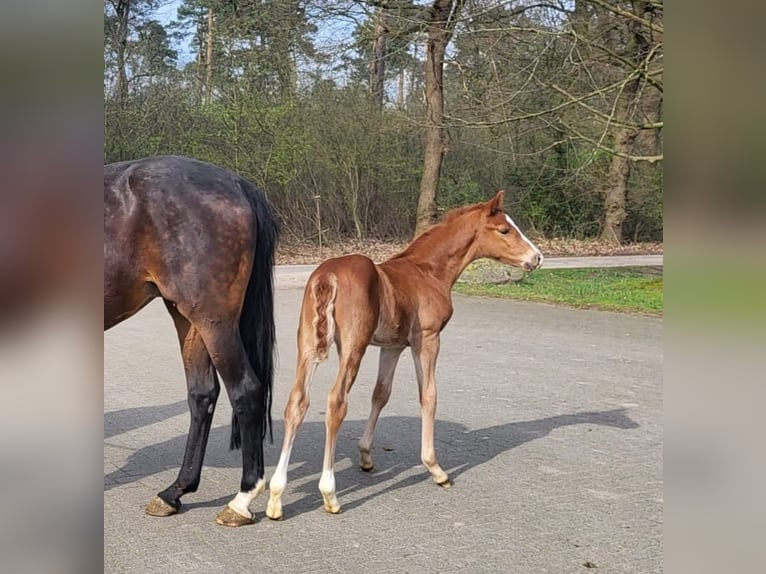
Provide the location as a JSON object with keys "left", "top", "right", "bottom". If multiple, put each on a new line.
{"left": 105, "top": 403, "right": 639, "bottom": 517}
{"left": 103, "top": 400, "right": 187, "bottom": 439}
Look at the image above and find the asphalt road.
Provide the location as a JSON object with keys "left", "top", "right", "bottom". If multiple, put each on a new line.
{"left": 105, "top": 262, "right": 662, "bottom": 573}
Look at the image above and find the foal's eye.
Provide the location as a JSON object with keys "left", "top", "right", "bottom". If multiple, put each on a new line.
{"left": 499, "top": 228, "right": 510, "bottom": 235}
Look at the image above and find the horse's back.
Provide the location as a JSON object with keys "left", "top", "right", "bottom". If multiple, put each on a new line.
{"left": 104, "top": 156, "right": 258, "bottom": 328}
{"left": 311, "top": 254, "right": 377, "bottom": 285}
{"left": 105, "top": 156, "right": 251, "bottom": 210}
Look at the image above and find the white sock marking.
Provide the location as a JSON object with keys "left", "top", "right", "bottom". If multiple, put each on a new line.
{"left": 227, "top": 478, "right": 265, "bottom": 518}
{"left": 270, "top": 447, "right": 292, "bottom": 495}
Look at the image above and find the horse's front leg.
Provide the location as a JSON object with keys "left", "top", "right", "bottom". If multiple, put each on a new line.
{"left": 358, "top": 346, "right": 404, "bottom": 471}
{"left": 412, "top": 332, "right": 451, "bottom": 487}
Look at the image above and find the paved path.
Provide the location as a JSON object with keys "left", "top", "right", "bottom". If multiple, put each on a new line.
{"left": 105, "top": 268, "right": 662, "bottom": 573}
{"left": 275, "top": 254, "right": 663, "bottom": 289}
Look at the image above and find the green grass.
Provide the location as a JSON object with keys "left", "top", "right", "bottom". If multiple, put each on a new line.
{"left": 454, "top": 266, "right": 663, "bottom": 315}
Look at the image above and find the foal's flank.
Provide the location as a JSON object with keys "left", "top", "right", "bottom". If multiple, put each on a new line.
{"left": 266, "top": 190, "right": 542, "bottom": 520}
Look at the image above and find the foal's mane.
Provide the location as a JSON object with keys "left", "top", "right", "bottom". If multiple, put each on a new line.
{"left": 389, "top": 201, "right": 485, "bottom": 261}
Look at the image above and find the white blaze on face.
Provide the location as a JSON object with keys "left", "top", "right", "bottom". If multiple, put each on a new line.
{"left": 505, "top": 214, "right": 543, "bottom": 264}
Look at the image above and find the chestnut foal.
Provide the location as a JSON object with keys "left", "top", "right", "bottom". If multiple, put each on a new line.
{"left": 266, "top": 191, "right": 542, "bottom": 519}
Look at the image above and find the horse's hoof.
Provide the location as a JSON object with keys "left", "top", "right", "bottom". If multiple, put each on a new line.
{"left": 360, "top": 462, "right": 374, "bottom": 472}
{"left": 320, "top": 490, "right": 342, "bottom": 514}
{"left": 265, "top": 499, "right": 283, "bottom": 521}
{"left": 215, "top": 506, "right": 255, "bottom": 527}
{"left": 436, "top": 477, "right": 453, "bottom": 489}
{"left": 145, "top": 496, "right": 178, "bottom": 517}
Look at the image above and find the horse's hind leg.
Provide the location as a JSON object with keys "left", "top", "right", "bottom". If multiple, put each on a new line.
{"left": 199, "top": 324, "right": 267, "bottom": 527}
{"left": 145, "top": 302, "right": 219, "bottom": 517}
{"left": 266, "top": 344, "right": 320, "bottom": 521}
{"left": 319, "top": 343, "right": 367, "bottom": 514}
{"left": 267, "top": 276, "right": 337, "bottom": 520}
{"left": 358, "top": 347, "right": 404, "bottom": 471}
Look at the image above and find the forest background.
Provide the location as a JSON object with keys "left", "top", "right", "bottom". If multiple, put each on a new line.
{"left": 104, "top": 0, "right": 663, "bottom": 255}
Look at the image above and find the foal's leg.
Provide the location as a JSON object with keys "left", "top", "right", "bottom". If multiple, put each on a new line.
{"left": 358, "top": 347, "right": 404, "bottom": 471}
{"left": 199, "top": 324, "right": 268, "bottom": 527}
{"left": 266, "top": 350, "right": 320, "bottom": 520}
{"left": 412, "top": 333, "right": 451, "bottom": 487}
{"left": 319, "top": 345, "right": 366, "bottom": 513}
{"left": 146, "top": 303, "right": 220, "bottom": 517}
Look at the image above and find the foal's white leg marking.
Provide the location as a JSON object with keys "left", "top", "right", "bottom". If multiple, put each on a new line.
{"left": 266, "top": 360, "right": 319, "bottom": 520}
{"left": 269, "top": 446, "right": 292, "bottom": 499}
{"left": 227, "top": 478, "right": 266, "bottom": 519}
{"left": 265, "top": 446, "right": 292, "bottom": 520}
{"left": 269, "top": 361, "right": 317, "bottom": 499}
{"left": 505, "top": 214, "right": 544, "bottom": 264}
{"left": 318, "top": 467, "right": 339, "bottom": 513}
{"left": 319, "top": 387, "right": 342, "bottom": 513}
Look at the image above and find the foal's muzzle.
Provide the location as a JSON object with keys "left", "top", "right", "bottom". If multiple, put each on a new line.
{"left": 523, "top": 252, "right": 544, "bottom": 271}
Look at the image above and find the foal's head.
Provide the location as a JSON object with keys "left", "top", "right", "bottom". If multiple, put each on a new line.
{"left": 472, "top": 190, "right": 543, "bottom": 271}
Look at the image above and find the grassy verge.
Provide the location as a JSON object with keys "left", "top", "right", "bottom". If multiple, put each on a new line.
{"left": 454, "top": 266, "right": 663, "bottom": 316}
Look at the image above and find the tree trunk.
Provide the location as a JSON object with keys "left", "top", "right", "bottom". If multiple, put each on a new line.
{"left": 599, "top": 0, "right": 652, "bottom": 245}
{"left": 115, "top": 0, "right": 131, "bottom": 108}
{"left": 397, "top": 69, "right": 405, "bottom": 108}
{"left": 415, "top": 0, "right": 462, "bottom": 237}
{"left": 600, "top": 127, "right": 638, "bottom": 244}
{"left": 638, "top": 86, "right": 663, "bottom": 156}
{"left": 206, "top": 6, "right": 213, "bottom": 104}
{"left": 369, "top": 7, "right": 388, "bottom": 112}
{"left": 113, "top": 0, "right": 132, "bottom": 161}
{"left": 278, "top": 53, "right": 297, "bottom": 102}
{"left": 196, "top": 19, "right": 204, "bottom": 102}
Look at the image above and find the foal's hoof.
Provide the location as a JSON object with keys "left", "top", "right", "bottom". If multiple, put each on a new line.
{"left": 323, "top": 502, "right": 343, "bottom": 514}
{"left": 436, "top": 477, "right": 453, "bottom": 489}
{"left": 265, "top": 499, "right": 283, "bottom": 521}
{"left": 359, "top": 451, "right": 374, "bottom": 471}
{"left": 145, "top": 496, "right": 178, "bottom": 517}
{"left": 321, "top": 493, "right": 342, "bottom": 515}
{"left": 215, "top": 506, "right": 255, "bottom": 527}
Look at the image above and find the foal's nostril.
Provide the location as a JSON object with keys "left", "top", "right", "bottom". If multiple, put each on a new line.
{"left": 525, "top": 253, "right": 543, "bottom": 271}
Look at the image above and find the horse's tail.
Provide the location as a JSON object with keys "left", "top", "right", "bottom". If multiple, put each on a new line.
{"left": 310, "top": 272, "right": 338, "bottom": 362}
{"left": 230, "top": 178, "right": 280, "bottom": 450}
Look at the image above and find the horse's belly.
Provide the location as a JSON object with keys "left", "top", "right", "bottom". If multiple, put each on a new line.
{"left": 370, "top": 324, "right": 408, "bottom": 347}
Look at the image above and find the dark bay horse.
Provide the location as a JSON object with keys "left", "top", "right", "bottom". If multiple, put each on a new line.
{"left": 266, "top": 190, "right": 543, "bottom": 519}
{"left": 104, "top": 156, "right": 279, "bottom": 527}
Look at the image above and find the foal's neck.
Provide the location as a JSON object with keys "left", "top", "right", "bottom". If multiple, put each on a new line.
{"left": 391, "top": 214, "right": 480, "bottom": 287}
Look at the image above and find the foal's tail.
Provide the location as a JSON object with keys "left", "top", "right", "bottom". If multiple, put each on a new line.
{"left": 310, "top": 272, "right": 338, "bottom": 362}
{"left": 230, "top": 178, "right": 280, "bottom": 450}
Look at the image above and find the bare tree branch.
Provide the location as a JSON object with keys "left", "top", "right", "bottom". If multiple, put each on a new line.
{"left": 583, "top": 0, "right": 663, "bottom": 34}
{"left": 561, "top": 120, "right": 662, "bottom": 163}
{"left": 444, "top": 71, "right": 646, "bottom": 127}
{"left": 549, "top": 84, "right": 662, "bottom": 129}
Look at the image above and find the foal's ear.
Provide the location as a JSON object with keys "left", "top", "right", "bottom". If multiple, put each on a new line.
{"left": 486, "top": 190, "right": 505, "bottom": 215}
